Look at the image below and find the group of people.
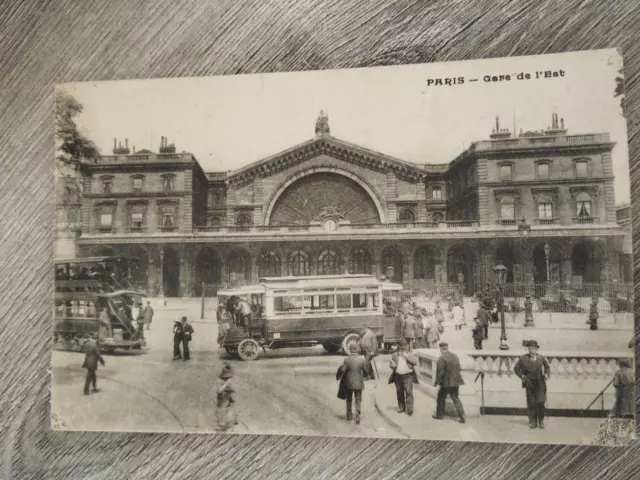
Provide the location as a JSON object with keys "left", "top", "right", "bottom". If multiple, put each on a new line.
{"left": 393, "top": 298, "right": 446, "bottom": 350}
{"left": 336, "top": 326, "right": 467, "bottom": 425}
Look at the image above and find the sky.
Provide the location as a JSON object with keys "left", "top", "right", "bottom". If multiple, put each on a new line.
{"left": 59, "top": 48, "right": 629, "bottom": 204}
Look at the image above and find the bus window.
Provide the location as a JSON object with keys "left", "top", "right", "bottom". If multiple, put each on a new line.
{"left": 305, "top": 294, "right": 334, "bottom": 312}
{"left": 352, "top": 294, "right": 367, "bottom": 309}
{"left": 274, "top": 295, "right": 303, "bottom": 314}
{"left": 336, "top": 294, "right": 351, "bottom": 312}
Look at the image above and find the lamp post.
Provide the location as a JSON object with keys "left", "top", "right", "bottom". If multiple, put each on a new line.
{"left": 544, "top": 242, "right": 551, "bottom": 283}
{"left": 517, "top": 218, "right": 535, "bottom": 327}
{"left": 159, "top": 246, "right": 165, "bottom": 299}
{"left": 492, "top": 263, "right": 509, "bottom": 350}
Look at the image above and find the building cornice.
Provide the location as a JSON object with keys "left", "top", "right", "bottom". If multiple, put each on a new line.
{"left": 85, "top": 191, "right": 190, "bottom": 199}
{"left": 480, "top": 177, "right": 612, "bottom": 188}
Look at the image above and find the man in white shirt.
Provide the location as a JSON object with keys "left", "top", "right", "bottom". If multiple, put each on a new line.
{"left": 451, "top": 301, "right": 466, "bottom": 330}
{"left": 389, "top": 339, "right": 419, "bottom": 415}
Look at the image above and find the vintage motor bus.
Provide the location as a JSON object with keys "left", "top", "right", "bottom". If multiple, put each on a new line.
{"left": 54, "top": 280, "right": 146, "bottom": 353}
{"left": 216, "top": 274, "right": 403, "bottom": 361}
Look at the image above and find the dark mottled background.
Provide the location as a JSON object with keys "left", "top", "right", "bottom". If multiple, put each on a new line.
{"left": 1, "top": 0, "right": 639, "bottom": 478}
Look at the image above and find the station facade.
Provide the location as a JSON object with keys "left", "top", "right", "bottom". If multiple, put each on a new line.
{"left": 73, "top": 112, "right": 629, "bottom": 297}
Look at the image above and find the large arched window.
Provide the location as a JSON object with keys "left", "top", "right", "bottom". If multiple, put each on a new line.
{"left": 349, "top": 248, "right": 372, "bottom": 274}
{"left": 236, "top": 213, "right": 252, "bottom": 226}
{"left": 258, "top": 251, "right": 281, "bottom": 277}
{"left": 398, "top": 208, "right": 416, "bottom": 223}
{"left": 432, "top": 212, "right": 444, "bottom": 223}
{"left": 414, "top": 246, "right": 438, "bottom": 280}
{"left": 288, "top": 250, "right": 309, "bottom": 276}
{"left": 317, "top": 249, "right": 341, "bottom": 275}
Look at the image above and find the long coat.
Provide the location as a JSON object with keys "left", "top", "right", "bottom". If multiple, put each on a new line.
{"left": 403, "top": 315, "right": 418, "bottom": 339}
{"left": 435, "top": 351, "right": 464, "bottom": 388}
{"left": 142, "top": 305, "right": 154, "bottom": 323}
{"left": 359, "top": 329, "right": 378, "bottom": 356}
{"left": 613, "top": 366, "right": 635, "bottom": 417}
{"left": 514, "top": 354, "right": 550, "bottom": 390}
{"left": 340, "top": 355, "right": 367, "bottom": 391}
{"left": 82, "top": 341, "right": 105, "bottom": 371}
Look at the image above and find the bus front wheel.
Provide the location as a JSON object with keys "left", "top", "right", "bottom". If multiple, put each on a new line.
{"left": 341, "top": 333, "right": 360, "bottom": 355}
{"left": 237, "top": 339, "right": 261, "bottom": 361}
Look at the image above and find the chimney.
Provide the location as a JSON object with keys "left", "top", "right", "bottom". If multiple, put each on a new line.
{"left": 125, "top": 138, "right": 128, "bottom": 149}
{"left": 113, "top": 138, "right": 116, "bottom": 149}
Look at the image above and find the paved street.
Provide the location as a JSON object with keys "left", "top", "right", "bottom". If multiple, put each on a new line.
{"left": 51, "top": 299, "right": 627, "bottom": 443}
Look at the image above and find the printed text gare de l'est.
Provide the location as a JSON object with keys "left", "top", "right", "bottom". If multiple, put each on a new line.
{"left": 427, "top": 70, "right": 566, "bottom": 86}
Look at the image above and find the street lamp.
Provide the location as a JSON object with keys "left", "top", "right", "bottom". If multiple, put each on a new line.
{"left": 518, "top": 218, "right": 535, "bottom": 327}
{"left": 543, "top": 242, "right": 551, "bottom": 283}
{"left": 492, "top": 263, "right": 509, "bottom": 350}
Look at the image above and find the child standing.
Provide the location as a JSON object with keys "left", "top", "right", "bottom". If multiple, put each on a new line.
{"left": 216, "top": 362, "right": 238, "bottom": 431}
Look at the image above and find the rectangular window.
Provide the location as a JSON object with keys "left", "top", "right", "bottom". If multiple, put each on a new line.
{"left": 537, "top": 163, "right": 549, "bottom": 179}
{"left": 432, "top": 186, "right": 442, "bottom": 199}
{"left": 577, "top": 200, "right": 592, "bottom": 217}
{"left": 500, "top": 165, "right": 512, "bottom": 181}
{"left": 131, "top": 212, "right": 143, "bottom": 229}
{"left": 133, "top": 178, "right": 143, "bottom": 191}
{"left": 102, "top": 180, "right": 112, "bottom": 193}
{"left": 538, "top": 203, "right": 553, "bottom": 219}
{"left": 163, "top": 177, "right": 174, "bottom": 192}
{"left": 500, "top": 203, "right": 515, "bottom": 219}
{"left": 100, "top": 213, "right": 112, "bottom": 227}
{"left": 162, "top": 213, "right": 174, "bottom": 228}
{"left": 575, "top": 161, "right": 588, "bottom": 178}
{"left": 336, "top": 294, "right": 351, "bottom": 312}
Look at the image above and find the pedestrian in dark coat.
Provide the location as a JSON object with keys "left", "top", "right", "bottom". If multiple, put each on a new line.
{"left": 613, "top": 358, "right": 634, "bottom": 419}
{"left": 173, "top": 316, "right": 195, "bottom": 360}
{"left": 589, "top": 300, "right": 599, "bottom": 330}
{"left": 433, "top": 342, "right": 466, "bottom": 423}
{"left": 216, "top": 362, "right": 238, "bottom": 431}
{"left": 340, "top": 343, "right": 367, "bottom": 424}
{"left": 472, "top": 318, "right": 484, "bottom": 350}
{"left": 358, "top": 326, "right": 378, "bottom": 380}
{"left": 142, "top": 301, "right": 154, "bottom": 330}
{"left": 479, "top": 300, "right": 491, "bottom": 340}
{"left": 514, "top": 340, "right": 550, "bottom": 429}
{"left": 82, "top": 336, "right": 105, "bottom": 395}
{"left": 388, "top": 339, "right": 419, "bottom": 415}
{"left": 403, "top": 314, "right": 418, "bottom": 350}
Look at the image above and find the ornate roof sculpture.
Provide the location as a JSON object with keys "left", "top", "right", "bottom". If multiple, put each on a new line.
{"left": 315, "top": 110, "right": 330, "bottom": 138}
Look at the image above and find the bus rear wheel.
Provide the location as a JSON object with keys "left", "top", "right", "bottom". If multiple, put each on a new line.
{"left": 237, "top": 339, "right": 261, "bottom": 361}
{"left": 341, "top": 333, "right": 360, "bottom": 355}
{"left": 322, "top": 342, "right": 341, "bottom": 353}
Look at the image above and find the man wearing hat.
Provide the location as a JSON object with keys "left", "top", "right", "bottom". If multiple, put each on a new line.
{"left": 339, "top": 343, "right": 367, "bottom": 424}
{"left": 514, "top": 340, "right": 551, "bottom": 429}
{"left": 358, "top": 324, "right": 378, "bottom": 380}
{"left": 433, "top": 342, "right": 466, "bottom": 423}
{"left": 82, "top": 334, "right": 105, "bottom": 396}
{"left": 388, "top": 339, "right": 419, "bottom": 415}
{"left": 216, "top": 362, "right": 238, "bottom": 431}
{"left": 479, "top": 299, "right": 491, "bottom": 340}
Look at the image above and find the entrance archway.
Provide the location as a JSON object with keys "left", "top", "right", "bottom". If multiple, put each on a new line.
{"left": 194, "top": 247, "right": 222, "bottom": 296}
{"left": 495, "top": 242, "right": 517, "bottom": 283}
{"left": 532, "top": 242, "right": 564, "bottom": 284}
{"left": 162, "top": 247, "right": 180, "bottom": 297}
{"left": 571, "top": 239, "right": 604, "bottom": 283}
{"left": 447, "top": 244, "right": 476, "bottom": 294}
{"left": 381, "top": 246, "right": 404, "bottom": 283}
{"left": 413, "top": 246, "right": 439, "bottom": 281}
{"left": 129, "top": 246, "right": 149, "bottom": 292}
{"left": 227, "top": 248, "right": 251, "bottom": 286}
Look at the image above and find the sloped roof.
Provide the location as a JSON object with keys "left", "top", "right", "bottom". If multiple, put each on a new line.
{"left": 225, "top": 135, "right": 435, "bottom": 186}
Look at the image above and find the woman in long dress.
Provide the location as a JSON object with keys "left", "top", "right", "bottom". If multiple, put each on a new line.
{"left": 216, "top": 363, "right": 238, "bottom": 431}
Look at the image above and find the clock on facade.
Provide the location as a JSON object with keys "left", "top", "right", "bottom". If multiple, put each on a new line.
{"left": 322, "top": 218, "right": 337, "bottom": 231}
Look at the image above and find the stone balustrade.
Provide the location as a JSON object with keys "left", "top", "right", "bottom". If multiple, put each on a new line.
{"left": 414, "top": 349, "right": 633, "bottom": 417}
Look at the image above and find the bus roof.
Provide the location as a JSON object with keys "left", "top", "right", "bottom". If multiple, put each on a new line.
{"left": 257, "top": 274, "right": 389, "bottom": 290}
{"left": 54, "top": 256, "right": 138, "bottom": 265}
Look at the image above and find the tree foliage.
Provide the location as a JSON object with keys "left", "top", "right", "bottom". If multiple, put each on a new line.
{"left": 55, "top": 91, "right": 101, "bottom": 206}
{"left": 614, "top": 68, "right": 624, "bottom": 115}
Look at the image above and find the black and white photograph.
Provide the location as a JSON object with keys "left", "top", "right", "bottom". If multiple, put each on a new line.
{"left": 52, "top": 48, "right": 634, "bottom": 445}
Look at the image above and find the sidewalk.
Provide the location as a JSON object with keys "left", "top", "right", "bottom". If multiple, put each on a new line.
{"left": 370, "top": 375, "right": 602, "bottom": 445}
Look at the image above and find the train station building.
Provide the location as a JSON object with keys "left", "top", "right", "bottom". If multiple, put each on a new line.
{"left": 70, "top": 112, "right": 630, "bottom": 297}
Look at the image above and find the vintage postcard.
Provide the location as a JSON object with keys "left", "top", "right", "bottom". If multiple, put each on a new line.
{"left": 52, "top": 48, "right": 634, "bottom": 445}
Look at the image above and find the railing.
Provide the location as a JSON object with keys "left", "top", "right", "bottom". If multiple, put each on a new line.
{"left": 485, "top": 134, "right": 605, "bottom": 150}
{"left": 535, "top": 218, "right": 556, "bottom": 225}
{"left": 468, "top": 352, "right": 631, "bottom": 379}
{"left": 572, "top": 216, "right": 598, "bottom": 224}
{"left": 498, "top": 219, "right": 517, "bottom": 226}
{"left": 160, "top": 226, "right": 177, "bottom": 232}
{"left": 192, "top": 221, "right": 479, "bottom": 234}
{"left": 586, "top": 378, "right": 615, "bottom": 413}
{"left": 128, "top": 226, "right": 146, "bottom": 233}
{"left": 500, "top": 282, "right": 633, "bottom": 313}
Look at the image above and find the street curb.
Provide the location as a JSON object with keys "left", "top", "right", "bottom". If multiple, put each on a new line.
{"left": 370, "top": 383, "right": 411, "bottom": 439}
